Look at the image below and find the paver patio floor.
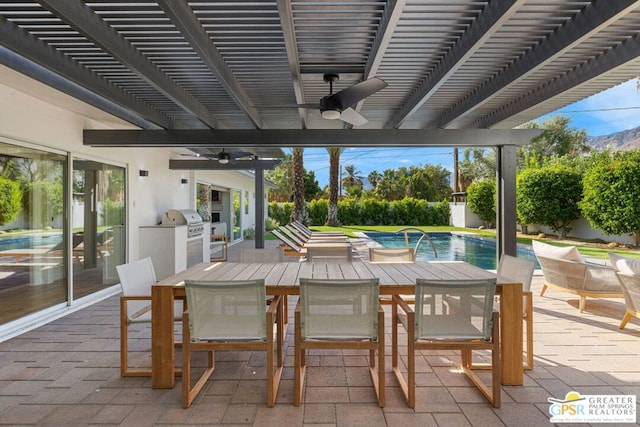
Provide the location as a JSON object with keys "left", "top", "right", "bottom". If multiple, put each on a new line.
{"left": 1, "top": 239, "right": 639, "bottom": 426}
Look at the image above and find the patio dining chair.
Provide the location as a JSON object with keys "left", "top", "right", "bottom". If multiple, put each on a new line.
{"left": 496, "top": 255, "right": 535, "bottom": 370}
{"left": 369, "top": 247, "right": 415, "bottom": 304}
{"left": 239, "top": 247, "right": 285, "bottom": 263}
{"left": 116, "top": 257, "right": 183, "bottom": 377}
{"left": 368, "top": 247, "right": 415, "bottom": 263}
{"left": 392, "top": 278, "right": 500, "bottom": 408}
{"left": 181, "top": 279, "right": 284, "bottom": 408}
{"left": 239, "top": 247, "right": 287, "bottom": 320}
{"left": 210, "top": 222, "right": 228, "bottom": 261}
{"left": 305, "top": 246, "right": 353, "bottom": 263}
{"left": 295, "top": 278, "right": 385, "bottom": 407}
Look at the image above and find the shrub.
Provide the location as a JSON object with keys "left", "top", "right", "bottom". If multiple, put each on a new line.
{"left": 0, "top": 178, "right": 21, "bottom": 226}
{"left": 337, "top": 198, "right": 360, "bottom": 225}
{"left": 466, "top": 180, "right": 496, "bottom": 227}
{"left": 517, "top": 166, "right": 582, "bottom": 239}
{"left": 267, "top": 202, "right": 292, "bottom": 226}
{"left": 308, "top": 198, "right": 328, "bottom": 225}
{"left": 580, "top": 150, "right": 640, "bottom": 246}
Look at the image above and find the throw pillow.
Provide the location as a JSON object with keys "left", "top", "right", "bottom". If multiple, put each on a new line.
{"left": 608, "top": 252, "right": 640, "bottom": 275}
{"left": 532, "top": 240, "right": 585, "bottom": 263}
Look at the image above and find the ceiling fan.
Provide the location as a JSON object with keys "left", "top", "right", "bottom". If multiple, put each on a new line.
{"left": 292, "top": 74, "right": 387, "bottom": 126}
{"left": 181, "top": 148, "right": 254, "bottom": 164}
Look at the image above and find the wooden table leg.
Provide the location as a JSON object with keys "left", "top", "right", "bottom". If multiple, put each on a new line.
{"left": 151, "top": 285, "right": 175, "bottom": 388}
{"left": 499, "top": 282, "right": 523, "bottom": 385}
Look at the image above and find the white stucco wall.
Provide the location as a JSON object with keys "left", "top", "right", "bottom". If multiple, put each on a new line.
{"left": 0, "top": 67, "right": 261, "bottom": 262}
{"left": 526, "top": 217, "right": 636, "bottom": 246}
{"left": 449, "top": 202, "right": 484, "bottom": 228}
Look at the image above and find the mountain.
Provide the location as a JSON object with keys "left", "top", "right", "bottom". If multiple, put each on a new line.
{"left": 587, "top": 126, "right": 640, "bottom": 151}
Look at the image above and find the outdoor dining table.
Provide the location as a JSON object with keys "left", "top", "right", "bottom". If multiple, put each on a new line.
{"left": 150, "top": 260, "right": 523, "bottom": 388}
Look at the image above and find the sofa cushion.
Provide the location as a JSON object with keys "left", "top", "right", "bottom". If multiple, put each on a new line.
{"left": 532, "top": 240, "right": 585, "bottom": 263}
{"left": 608, "top": 252, "right": 640, "bottom": 275}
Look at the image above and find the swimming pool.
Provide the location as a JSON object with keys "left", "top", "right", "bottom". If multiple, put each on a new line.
{"left": 364, "top": 232, "right": 539, "bottom": 270}
{"left": 0, "top": 233, "right": 62, "bottom": 251}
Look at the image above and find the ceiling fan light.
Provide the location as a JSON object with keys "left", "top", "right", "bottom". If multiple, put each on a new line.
{"left": 218, "top": 152, "right": 230, "bottom": 164}
{"left": 321, "top": 109, "right": 341, "bottom": 120}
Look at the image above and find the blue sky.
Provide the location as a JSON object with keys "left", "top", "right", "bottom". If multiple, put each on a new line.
{"left": 287, "top": 78, "right": 640, "bottom": 188}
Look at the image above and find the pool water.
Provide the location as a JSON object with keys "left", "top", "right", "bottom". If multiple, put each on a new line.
{"left": 364, "top": 232, "right": 539, "bottom": 270}
{"left": 0, "top": 233, "right": 63, "bottom": 251}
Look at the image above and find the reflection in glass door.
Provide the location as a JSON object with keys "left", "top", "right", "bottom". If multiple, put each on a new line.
{"left": 72, "top": 159, "right": 126, "bottom": 300}
{"left": 0, "top": 142, "right": 67, "bottom": 325}
{"left": 233, "top": 190, "right": 241, "bottom": 240}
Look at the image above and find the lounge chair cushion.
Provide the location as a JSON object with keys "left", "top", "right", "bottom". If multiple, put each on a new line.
{"left": 608, "top": 252, "right": 640, "bottom": 275}
{"left": 532, "top": 240, "right": 584, "bottom": 264}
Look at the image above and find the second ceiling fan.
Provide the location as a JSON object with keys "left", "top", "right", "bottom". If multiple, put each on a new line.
{"left": 181, "top": 148, "right": 254, "bottom": 164}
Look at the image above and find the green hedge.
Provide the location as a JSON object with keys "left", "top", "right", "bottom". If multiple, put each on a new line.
{"left": 268, "top": 198, "right": 450, "bottom": 227}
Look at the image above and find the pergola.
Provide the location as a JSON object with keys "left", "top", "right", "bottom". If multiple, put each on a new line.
{"left": 1, "top": 1, "right": 638, "bottom": 252}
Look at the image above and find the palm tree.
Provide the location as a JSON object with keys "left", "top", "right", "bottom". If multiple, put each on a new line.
{"left": 325, "top": 147, "right": 344, "bottom": 226}
{"left": 290, "top": 147, "right": 307, "bottom": 224}
{"left": 342, "top": 164, "right": 364, "bottom": 198}
{"left": 367, "top": 170, "right": 381, "bottom": 189}
{"left": 342, "top": 164, "right": 364, "bottom": 189}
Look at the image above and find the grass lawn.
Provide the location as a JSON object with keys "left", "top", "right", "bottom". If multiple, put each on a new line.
{"left": 268, "top": 224, "right": 640, "bottom": 260}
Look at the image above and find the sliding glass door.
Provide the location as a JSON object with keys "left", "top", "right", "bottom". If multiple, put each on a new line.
{"left": 0, "top": 141, "right": 127, "bottom": 327}
{"left": 71, "top": 159, "right": 126, "bottom": 300}
{"left": 0, "top": 142, "right": 67, "bottom": 324}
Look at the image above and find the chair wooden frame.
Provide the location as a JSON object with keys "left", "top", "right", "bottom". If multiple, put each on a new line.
{"left": 614, "top": 272, "right": 640, "bottom": 330}
{"left": 117, "top": 257, "right": 183, "bottom": 377}
{"left": 210, "top": 225, "right": 228, "bottom": 262}
{"left": 294, "top": 278, "right": 385, "bottom": 407}
{"left": 391, "top": 279, "right": 500, "bottom": 408}
{"left": 181, "top": 280, "right": 284, "bottom": 408}
{"left": 497, "top": 255, "right": 535, "bottom": 370}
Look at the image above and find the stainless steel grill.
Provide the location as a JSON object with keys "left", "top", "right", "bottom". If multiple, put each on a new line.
{"left": 162, "top": 209, "right": 204, "bottom": 238}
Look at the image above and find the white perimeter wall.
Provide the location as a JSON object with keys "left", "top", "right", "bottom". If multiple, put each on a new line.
{"left": 0, "top": 66, "right": 259, "bottom": 262}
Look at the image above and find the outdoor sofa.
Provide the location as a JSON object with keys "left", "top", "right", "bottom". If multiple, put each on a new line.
{"left": 532, "top": 240, "right": 622, "bottom": 312}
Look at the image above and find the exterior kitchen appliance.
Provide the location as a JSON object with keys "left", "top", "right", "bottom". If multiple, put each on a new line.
{"left": 140, "top": 209, "right": 208, "bottom": 280}
{"left": 161, "top": 209, "right": 205, "bottom": 237}
{"left": 161, "top": 209, "right": 205, "bottom": 270}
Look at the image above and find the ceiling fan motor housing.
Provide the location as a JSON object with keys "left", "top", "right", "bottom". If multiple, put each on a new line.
{"left": 320, "top": 96, "right": 342, "bottom": 119}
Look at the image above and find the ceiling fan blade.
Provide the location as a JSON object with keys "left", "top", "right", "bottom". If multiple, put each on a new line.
{"left": 339, "top": 108, "right": 368, "bottom": 127}
{"left": 328, "top": 77, "right": 387, "bottom": 110}
{"left": 230, "top": 150, "right": 254, "bottom": 160}
{"left": 261, "top": 103, "right": 321, "bottom": 109}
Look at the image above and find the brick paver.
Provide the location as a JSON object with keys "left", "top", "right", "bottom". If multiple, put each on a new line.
{"left": 1, "top": 239, "right": 639, "bottom": 425}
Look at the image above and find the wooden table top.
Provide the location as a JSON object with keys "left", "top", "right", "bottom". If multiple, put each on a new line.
{"left": 157, "top": 261, "right": 499, "bottom": 295}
